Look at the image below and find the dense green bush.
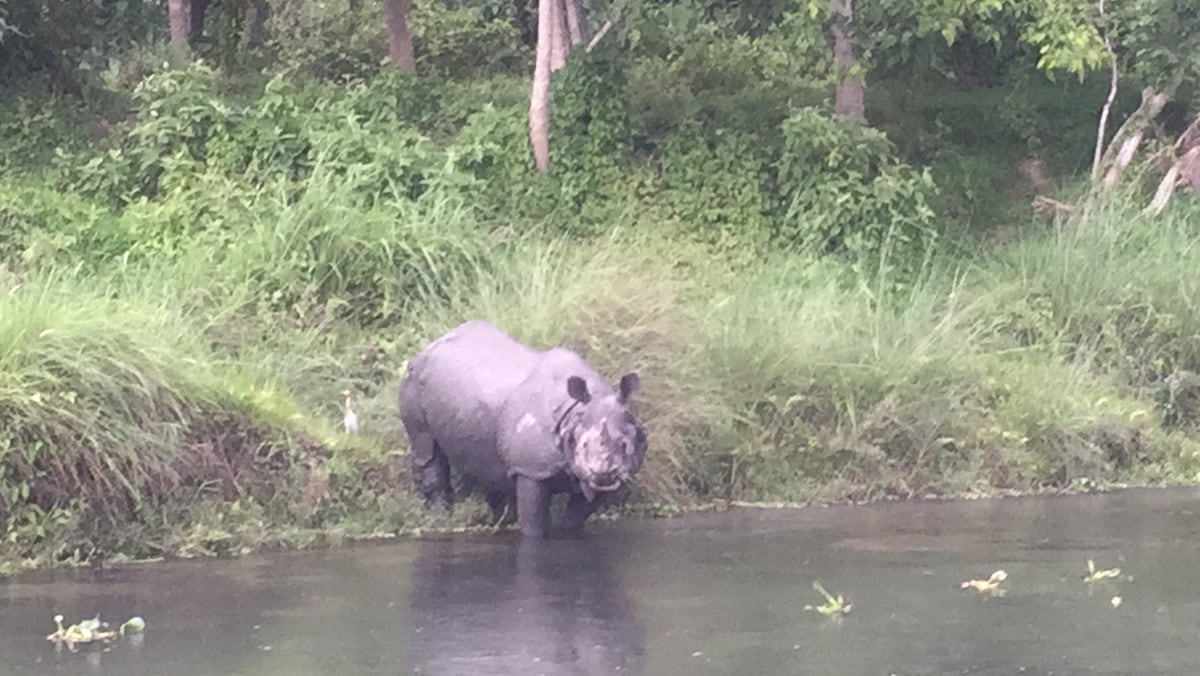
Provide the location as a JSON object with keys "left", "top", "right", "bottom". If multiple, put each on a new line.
{"left": 410, "top": 2, "right": 526, "bottom": 77}
{"left": 656, "top": 119, "right": 774, "bottom": 243}
{"left": 30, "top": 27, "right": 949, "bottom": 264}
{"left": 773, "top": 108, "right": 939, "bottom": 262}
{"left": 265, "top": 1, "right": 386, "bottom": 84}
{"left": 0, "top": 182, "right": 131, "bottom": 270}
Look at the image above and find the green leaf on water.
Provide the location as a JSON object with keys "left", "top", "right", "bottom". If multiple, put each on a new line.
{"left": 119, "top": 616, "right": 146, "bottom": 635}
{"left": 807, "top": 579, "right": 852, "bottom": 617}
{"left": 1084, "top": 559, "right": 1121, "bottom": 582}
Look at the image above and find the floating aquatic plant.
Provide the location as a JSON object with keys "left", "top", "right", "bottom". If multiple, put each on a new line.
{"left": 805, "top": 580, "right": 852, "bottom": 617}
{"left": 46, "top": 613, "right": 146, "bottom": 651}
{"left": 119, "top": 616, "right": 146, "bottom": 635}
{"left": 1083, "top": 559, "right": 1121, "bottom": 582}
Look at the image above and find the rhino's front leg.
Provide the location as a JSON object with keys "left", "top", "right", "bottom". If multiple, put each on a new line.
{"left": 515, "top": 475, "right": 551, "bottom": 538}
{"left": 561, "top": 490, "right": 611, "bottom": 535}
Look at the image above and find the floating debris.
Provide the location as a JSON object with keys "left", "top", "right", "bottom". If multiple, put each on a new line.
{"left": 1083, "top": 559, "right": 1121, "bottom": 582}
{"left": 961, "top": 569, "right": 1008, "bottom": 595}
{"left": 805, "top": 580, "right": 852, "bottom": 617}
{"left": 46, "top": 614, "right": 146, "bottom": 652}
{"left": 45, "top": 614, "right": 115, "bottom": 649}
{"left": 1111, "top": 596, "right": 1123, "bottom": 608}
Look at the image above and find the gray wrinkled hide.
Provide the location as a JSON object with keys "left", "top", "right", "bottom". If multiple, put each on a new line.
{"left": 398, "top": 320, "right": 646, "bottom": 537}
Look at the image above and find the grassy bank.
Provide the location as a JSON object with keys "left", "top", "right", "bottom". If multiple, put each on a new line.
{"left": 4, "top": 163, "right": 1200, "bottom": 574}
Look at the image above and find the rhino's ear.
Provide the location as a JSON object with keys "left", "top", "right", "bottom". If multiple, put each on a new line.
{"left": 618, "top": 372, "right": 640, "bottom": 403}
{"left": 567, "top": 376, "right": 592, "bottom": 404}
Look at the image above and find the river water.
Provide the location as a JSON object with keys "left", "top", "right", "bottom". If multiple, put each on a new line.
{"left": 5, "top": 487, "right": 1200, "bottom": 675}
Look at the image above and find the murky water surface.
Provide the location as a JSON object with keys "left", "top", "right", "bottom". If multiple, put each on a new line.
{"left": 6, "top": 487, "right": 1200, "bottom": 675}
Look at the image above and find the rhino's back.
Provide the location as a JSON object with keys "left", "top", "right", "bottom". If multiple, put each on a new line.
{"left": 497, "top": 347, "right": 615, "bottom": 480}
{"left": 403, "top": 321, "right": 544, "bottom": 489}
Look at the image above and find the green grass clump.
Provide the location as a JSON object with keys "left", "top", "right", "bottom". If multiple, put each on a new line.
{"left": 0, "top": 272, "right": 334, "bottom": 570}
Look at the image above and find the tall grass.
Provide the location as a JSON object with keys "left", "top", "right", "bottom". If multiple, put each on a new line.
{"left": 5, "top": 163, "right": 1200, "bottom": 572}
{"left": 1, "top": 272, "right": 217, "bottom": 514}
{"left": 983, "top": 199, "right": 1200, "bottom": 385}
{"left": 350, "top": 201, "right": 1200, "bottom": 507}
{"left": 0, "top": 269, "right": 325, "bottom": 568}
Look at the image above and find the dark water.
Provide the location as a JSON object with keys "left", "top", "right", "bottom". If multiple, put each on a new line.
{"left": 6, "top": 487, "right": 1200, "bottom": 675}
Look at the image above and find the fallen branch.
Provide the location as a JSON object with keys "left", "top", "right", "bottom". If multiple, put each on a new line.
{"left": 1096, "top": 72, "right": 1183, "bottom": 191}
{"left": 1174, "top": 116, "right": 1200, "bottom": 154}
{"left": 1145, "top": 146, "right": 1200, "bottom": 216}
{"left": 1032, "top": 195, "right": 1078, "bottom": 222}
{"left": 1103, "top": 131, "right": 1147, "bottom": 189}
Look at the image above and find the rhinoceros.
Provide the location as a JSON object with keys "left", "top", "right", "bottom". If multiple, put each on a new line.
{"left": 398, "top": 320, "right": 647, "bottom": 537}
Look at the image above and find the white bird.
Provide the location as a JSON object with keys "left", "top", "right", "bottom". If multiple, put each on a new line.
{"left": 341, "top": 389, "right": 359, "bottom": 434}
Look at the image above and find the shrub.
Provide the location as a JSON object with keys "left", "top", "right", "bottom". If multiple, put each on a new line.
{"left": 265, "top": 1, "right": 385, "bottom": 84}
{"left": 0, "top": 274, "right": 322, "bottom": 566}
{"left": 0, "top": 182, "right": 132, "bottom": 271}
{"left": 773, "top": 107, "right": 939, "bottom": 264}
{"left": 410, "top": 2, "right": 526, "bottom": 78}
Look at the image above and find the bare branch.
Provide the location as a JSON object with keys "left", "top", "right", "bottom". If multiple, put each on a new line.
{"left": 586, "top": 19, "right": 615, "bottom": 52}
{"left": 1091, "top": 0, "right": 1118, "bottom": 182}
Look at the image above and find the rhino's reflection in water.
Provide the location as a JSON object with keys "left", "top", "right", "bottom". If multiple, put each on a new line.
{"left": 408, "top": 534, "right": 645, "bottom": 676}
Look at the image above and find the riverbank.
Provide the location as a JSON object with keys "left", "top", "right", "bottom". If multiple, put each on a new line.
{"left": 4, "top": 181, "right": 1200, "bottom": 575}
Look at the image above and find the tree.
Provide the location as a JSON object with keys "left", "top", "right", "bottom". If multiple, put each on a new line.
{"left": 528, "top": 0, "right": 596, "bottom": 172}
{"left": 529, "top": 0, "right": 555, "bottom": 172}
{"left": 383, "top": 0, "right": 416, "bottom": 73}
{"left": 167, "top": 0, "right": 190, "bottom": 52}
{"left": 239, "top": 0, "right": 270, "bottom": 52}
{"left": 550, "top": 0, "right": 569, "bottom": 71}
{"left": 828, "top": 0, "right": 864, "bottom": 121}
{"left": 189, "top": 0, "right": 209, "bottom": 40}
{"left": 165, "top": 0, "right": 212, "bottom": 52}
{"left": 564, "top": 0, "right": 585, "bottom": 46}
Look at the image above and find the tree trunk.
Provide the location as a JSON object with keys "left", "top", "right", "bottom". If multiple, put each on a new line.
{"left": 529, "top": 0, "right": 554, "bottom": 172}
{"left": 549, "top": 0, "right": 568, "bottom": 72}
{"left": 383, "top": 0, "right": 417, "bottom": 73}
{"left": 1099, "top": 84, "right": 1178, "bottom": 189}
{"left": 167, "top": 0, "right": 191, "bottom": 60}
{"left": 239, "top": 0, "right": 270, "bottom": 52}
{"left": 828, "top": 0, "right": 865, "bottom": 122}
{"left": 564, "top": 0, "right": 584, "bottom": 46}
{"left": 189, "top": 0, "right": 209, "bottom": 40}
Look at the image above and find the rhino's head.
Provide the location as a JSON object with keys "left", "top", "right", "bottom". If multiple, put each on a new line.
{"left": 562, "top": 372, "right": 646, "bottom": 502}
